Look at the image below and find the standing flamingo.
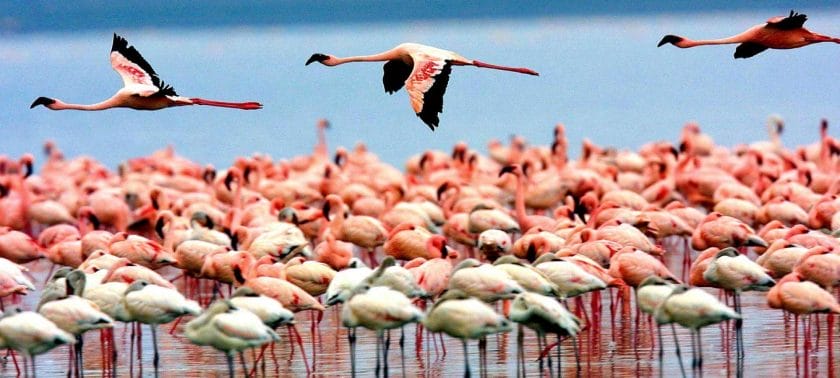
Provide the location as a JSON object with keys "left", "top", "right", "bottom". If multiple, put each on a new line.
{"left": 305, "top": 43, "right": 538, "bottom": 129}
{"left": 123, "top": 280, "right": 201, "bottom": 377}
{"left": 658, "top": 10, "right": 840, "bottom": 58}
{"left": 0, "top": 309, "right": 76, "bottom": 378}
{"left": 30, "top": 34, "right": 262, "bottom": 111}
{"left": 185, "top": 300, "right": 279, "bottom": 378}
{"left": 655, "top": 285, "right": 740, "bottom": 373}
{"left": 510, "top": 291, "right": 582, "bottom": 377}
{"left": 423, "top": 289, "right": 512, "bottom": 377}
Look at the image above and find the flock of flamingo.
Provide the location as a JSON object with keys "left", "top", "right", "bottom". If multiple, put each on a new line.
{"left": 0, "top": 116, "right": 839, "bottom": 377}
{"left": 7, "top": 7, "right": 840, "bottom": 378}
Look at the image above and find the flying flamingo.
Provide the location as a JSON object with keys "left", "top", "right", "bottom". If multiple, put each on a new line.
{"left": 30, "top": 34, "right": 262, "bottom": 111}
{"left": 658, "top": 10, "right": 840, "bottom": 58}
{"left": 305, "top": 43, "right": 538, "bottom": 130}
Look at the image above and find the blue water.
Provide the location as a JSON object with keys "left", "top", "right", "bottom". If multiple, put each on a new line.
{"left": 1, "top": 8, "right": 839, "bottom": 169}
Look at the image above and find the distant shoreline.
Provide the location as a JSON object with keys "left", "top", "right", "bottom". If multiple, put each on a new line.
{"left": 3, "top": 1, "right": 838, "bottom": 34}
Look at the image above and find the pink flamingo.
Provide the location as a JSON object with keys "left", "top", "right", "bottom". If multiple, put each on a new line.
{"left": 659, "top": 10, "right": 840, "bottom": 58}
{"left": 306, "top": 43, "right": 538, "bottom": 130}
{"left": 31, "top": 34, "right": 262, "bottom": 111}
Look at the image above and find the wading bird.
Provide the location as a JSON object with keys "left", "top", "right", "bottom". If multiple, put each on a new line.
{"left": 30, "top": 34, "right": 262, "bottom": 111}
{"left": 658, "top": 10, "right": 840, "bottom": 58}
{"left": 305, "top": 43, "right": 538, "bottom": 130}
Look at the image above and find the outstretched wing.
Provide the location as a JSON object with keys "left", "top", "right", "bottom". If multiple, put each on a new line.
{"left": 734, "top": 42, "right": 769, "bottom": 59}
{"left": 109, "top": 34, "right": 177, "bottom": 96}
{"left": 765, "top": 10, "right": 807, "bottom": 30}
{"left": 404, "top": 54, "right": 453, "bottom": 131}
{"left": 383, "top": 60, "right": 412, "bottom": 94}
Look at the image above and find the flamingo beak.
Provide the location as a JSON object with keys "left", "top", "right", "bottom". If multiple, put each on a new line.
{"left": 499, "top": 165, "right": 516, "bottom": 177}
{"left": 30, "top": 97, "right": 55, "bottom": 109}
{"left": 657, "top": 35, "right": 684, "bottom": 47}
{"left": 306, "top": 53, "right": 330, "bottom": 66}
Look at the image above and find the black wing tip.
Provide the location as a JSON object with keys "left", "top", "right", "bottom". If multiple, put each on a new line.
{"left": 30, "top": 97, "right": 55, "bottom": 109}
{"left": 657, "top": 35, "right": 683, "bottom": 47}
{"left": 417, "top": 114, "right": 439, "bottom": 131}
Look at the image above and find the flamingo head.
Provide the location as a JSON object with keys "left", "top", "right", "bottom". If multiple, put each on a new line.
{"left": 305, "top": 53, "right": 335, "bottom": 66}
{"left": 657, "top": 35, "right": 685, "bottom": 47}
{"left": 30, "top": 97, "right": 56, "bottom": 109}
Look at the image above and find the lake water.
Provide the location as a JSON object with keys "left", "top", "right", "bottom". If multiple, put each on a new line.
{"left": 1, "top": 9, "right": 839, "bottom": 170}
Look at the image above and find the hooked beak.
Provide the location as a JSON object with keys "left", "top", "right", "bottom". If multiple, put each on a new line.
{"left": 657, "top": 35, "right": 684, "bottom": 47}
{"left": 306, "top": 53, "right": 330, "bottom": 66}
{"left": 499, "top": 165, "right": 516, "bottom": 177}
{"left": 30, "top": 97, "right": 55, "bottom": 109}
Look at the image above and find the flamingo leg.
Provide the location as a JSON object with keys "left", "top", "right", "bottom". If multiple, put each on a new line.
{"left": 76, "top": 334, "right": 84, "bottom": 378}
{"left": 571, "top": 336, "right": 581, "bottom": 376}
{"left": 375, "top": 331, "right": 382, "bottom": 378}
{"left": 516, "top": 325, "right": 524, "bottom": 378}
{"left": 129, "top": 322, "right": 135, "bottom": 377}
{"left": 239, "top": 352, "right": 247, "bottom": 377}
{"left": 557, "top": 334, "right": 563, "bottom": 378}
{"left": 697, "top": 330, "right": 704, "bottom": 372}
{"left": 31, "top": 355, "right": 37, "bottom": 378}
{"left": 227, "top": 353, "right": 234, "bottom": 378}
{"left": 384, "top": 330, "right": 391, "bottom": 378}
{"left": 670, "top": 324, "right": 686, "bottom": 378}
{"left": 348, "top": 327, "right": 357, "bottom": 377}
{"left": 150, "top": 324, "right": 160, "bottom": 378}
{"left": 400, "top": 327, "right": 406, "bottom": 378}
{"left": 462, "top": 339, "right": 471, "bottom": 378}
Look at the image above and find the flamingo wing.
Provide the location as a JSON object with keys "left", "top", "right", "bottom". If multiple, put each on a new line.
{"left": 404, "top": 54, "right": 453, "bottom": 131}
{"left": 766, "top": 10, "right": 807, "bottom": 30}
{"left": 383, "top": 60, "right": 412, "bottom": 94}
{"left": 734, "top": 42, "right": 768, "bottom": 59}
{"left": 109, "top": 34, "right": 178, "bottom": 96}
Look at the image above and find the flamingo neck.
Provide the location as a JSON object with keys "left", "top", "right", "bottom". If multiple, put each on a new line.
{"left": 332, "top": 51, "right": 399, "bottom": 65}
{"left": 679, "top": 35, "right": 746, "bottom": 47}
{"left": 50, "top": 99, "right": 117, "bottom": 111}
{"left": 512, "top": 173, "right": 528, "bottom": 227}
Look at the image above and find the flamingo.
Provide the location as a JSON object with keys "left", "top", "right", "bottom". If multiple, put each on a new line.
{"left": 305, "top": 43, "right": 538, "bottom": 130}
{"left": 0, "top": 309, "right": 76, "bottom": 378}
{"left": 510, "top": 291, "right": 582, "bottom": 377}
{"left": 655, "top": 285, "right": 740, "bottom": 372}
{"left": 30, "top": 34, "right": 262, "bottom": 111}
{"left": 658, "top": 11, "right": 840, "bottom": 58}
{"left": 342, "top": 278, "right": 423, "bottom": 376}
{"left": 637, "top": 276, "right": 686, "bottom": 376}
{"left": 702, "top": 247, "right": 775, "bottom": 358}
{"left": 448, "top": 258, "right": 524, "bottom": 303}
{"left": 185, "top": 300, "right": 279, "bottom": 378}
{"left": 123, "top": 280, "right": 201, "bottom": 377}
{"left": 38, "top": 270, "right": 114, "bottom": 377}
{"left": 423, "top": 289, "right": 512, "bottom": 377}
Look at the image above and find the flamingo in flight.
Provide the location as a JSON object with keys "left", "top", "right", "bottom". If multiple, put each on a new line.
{"left": 30, "top": 34, "right": 262, "bottom": 111}
{"left": 305, "top": 43, "right": 539, "bottom": 130}
{"left": 658, "top": 10, "right": 840, "bottom": 58}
